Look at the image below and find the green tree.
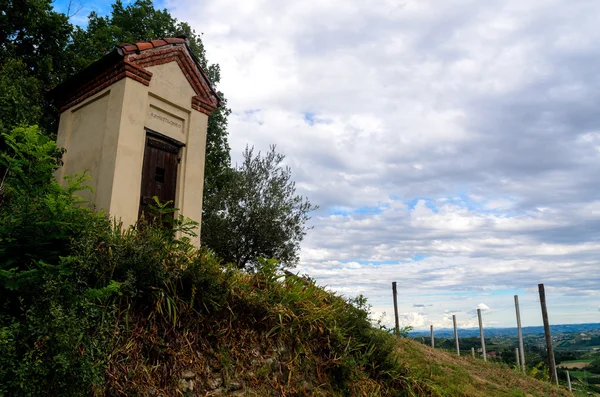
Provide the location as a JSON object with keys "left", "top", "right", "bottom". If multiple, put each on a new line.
{"left": 68, "top": 0, "right": 178, "bottom": 71}
{"left": 0, "top": 0, "right": 73, "bottom": 87}
{"left": 0, "top": 60, "right": 43, "bottom": 133}
{"left": 202, "top": 145, "right": 317, "bottom": 270}
{"left": 0, "top": 0, "right": 73, "bottom": 133}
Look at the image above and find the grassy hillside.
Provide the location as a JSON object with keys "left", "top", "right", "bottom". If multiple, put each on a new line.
{"left": 396, "top": 338, "right": 587, "bottom": 397}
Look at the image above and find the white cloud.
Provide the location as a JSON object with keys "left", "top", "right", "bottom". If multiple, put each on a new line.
{"left": 399, "top": 312, "right": 429, "bottom": 328}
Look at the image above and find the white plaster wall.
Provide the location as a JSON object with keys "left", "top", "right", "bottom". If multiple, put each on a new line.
{"left": 56, "top": 60, "right": 210, "bottom": 246}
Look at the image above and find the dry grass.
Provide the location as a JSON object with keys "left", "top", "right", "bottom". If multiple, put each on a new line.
{"left": 395, "top": 338, "right": 585, "bottom": 397}
{"left": 102, "top": 263, "right": 414, "bottom": 396}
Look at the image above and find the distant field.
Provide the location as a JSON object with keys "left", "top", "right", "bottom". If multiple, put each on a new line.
{"left": 568, "top": 369, "right": 600, "bottom": 380}
{"left": 558, "top": 360, "right": 592, "bottom": 369}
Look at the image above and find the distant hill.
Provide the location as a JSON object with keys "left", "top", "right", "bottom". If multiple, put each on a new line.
{"left": 409, "top": 323, "right": 600, "bottom": 338}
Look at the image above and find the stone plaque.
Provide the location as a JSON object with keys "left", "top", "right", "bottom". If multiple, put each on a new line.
{"left": 146, "top": 105, "right": 184, "bottom": 138}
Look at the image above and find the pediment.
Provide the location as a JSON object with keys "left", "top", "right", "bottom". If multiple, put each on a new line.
{"left": 50, "top": 38, "right": 221, "bottom": 115}
{"left": 123, "top": 42, "right": 220, "bottom": 115}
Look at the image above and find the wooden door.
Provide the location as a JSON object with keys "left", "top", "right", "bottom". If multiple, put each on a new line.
{"left": 138, "top": 135, "right": 180, "bottom": 221}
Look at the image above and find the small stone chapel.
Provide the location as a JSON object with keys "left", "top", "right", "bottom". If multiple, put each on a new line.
{"left": 51, "top": 37, "right": 220, "bottom": 244}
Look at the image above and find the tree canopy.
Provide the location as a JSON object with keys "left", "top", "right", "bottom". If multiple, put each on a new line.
{"left": 202, "top": 146, "right": 317, "bottom": 270}
{"left": 0, "top": 0, "right": 73, "bottom": 132}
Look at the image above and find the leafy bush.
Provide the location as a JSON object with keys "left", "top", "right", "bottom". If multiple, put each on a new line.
{"left": 0, "top": 126, "right": 96, "bottom": 286}
{"left": 0, "top": 126, "right": 230, "bottom": 396}
{"left": 0, "top": 126, "right": 110, "bottom": 396}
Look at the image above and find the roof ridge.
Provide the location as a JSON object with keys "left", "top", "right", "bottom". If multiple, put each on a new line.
{"left": 118, "top": 37, "right": 186, "bottom": 55}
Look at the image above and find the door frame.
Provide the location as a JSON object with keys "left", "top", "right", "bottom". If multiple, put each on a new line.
{"left": 139, "top": 128, "right": 185, "bottom": 220}
{"left": 144, "top": 127, "right": 186, "bottom": 150}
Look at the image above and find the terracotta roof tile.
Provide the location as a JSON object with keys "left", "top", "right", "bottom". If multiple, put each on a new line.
{"left": 164, "top": 38, "right": 186, "bottom": 44}
{"left": 136, "top": 42, "right": 153, "bottom": 51}
{"left": 117, "top": 38, "right": 188, "bottom": 54}
{"left": 151, "top": 39, "right": 167, "bottom": 47}
{"left": 122, "top": 44, "right": 138, "bottom": 53}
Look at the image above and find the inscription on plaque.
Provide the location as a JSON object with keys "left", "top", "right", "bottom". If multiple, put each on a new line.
{"left": 149, "top": 110, "right": 182, "bottom": 128}
{"left": 145, "top": 105, "right": 185, "bottom": 138}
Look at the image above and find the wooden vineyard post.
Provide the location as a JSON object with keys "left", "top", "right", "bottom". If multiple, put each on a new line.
{"left": 514, "top": 295, "right": 526, "bottom": 373}
{"left": 538, "top": 284, "right": 558, "bottom": 385}
{"left": 477, "top": 308, "right": 486, "bottom": 362}
{"left": 430, "top": 325, "right": 434, "bottom": 348}
{"left": 515, "top": 348, "right": 520, "bottom": 368}
{"left": 392, "top": 282, "right": 400, "bottom": 336}
{"left": 453, "top": 314, "right": 460, "bottom": 356}
{"left": 566, "top": 370, "right": 572, "bottom": 392}
{"left": 471, "top": 347, "right": 475, "bottom": 358}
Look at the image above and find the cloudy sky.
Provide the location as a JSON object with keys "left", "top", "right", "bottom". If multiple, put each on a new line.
{"left": 56, "top": 0, "right": 600, "bottom": 329}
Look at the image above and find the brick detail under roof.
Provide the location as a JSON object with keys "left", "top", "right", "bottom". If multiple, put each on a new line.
{"left": 124, "top": 45, "right": 219, "bottom": 115}
{"left": 58, "top": 62, "right": 152, "bottom": 113}
{"left": 55, "top": 38, "right": 219, "bottom": 116}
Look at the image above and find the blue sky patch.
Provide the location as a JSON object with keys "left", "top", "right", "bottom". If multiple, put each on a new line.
{"left": 52, "top": 0, "right": 171, "bottom": 26}
{"left": 405, "top": 197, "right": 439, "bottom": 213}
{"left": 239, "top": 109, "right": 263, "bottom": 125}
{"left": 337, "top": 259, "right": 399, "bottom": 267}
{"left": 328, "top": 204, "right": 389, "bottom": 216}
{"left": 303, "top": 112, "right": 332, "bottom": 126}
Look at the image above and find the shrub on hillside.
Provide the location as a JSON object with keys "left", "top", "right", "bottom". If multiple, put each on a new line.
{"left": 0, "top": 126, "right": 229, "bottom": 395}
{"left": 228, "top": 258, "right": 411, "bottom": 395}
{"left": 0, "top": 126, "right": 110, "bottom": 395}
